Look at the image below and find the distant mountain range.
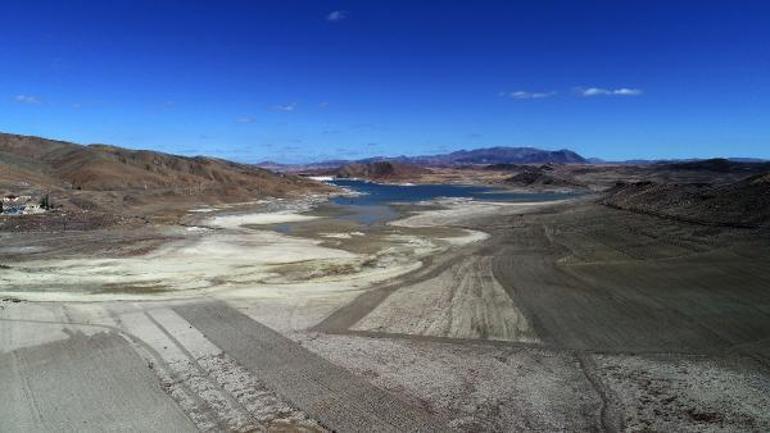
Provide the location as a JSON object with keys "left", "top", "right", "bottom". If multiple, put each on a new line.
{"left": 258, "top": 147, "right": 587, "bottom": 171}
{"left": 259, "top": 146, "right": 770, "bottom": 171}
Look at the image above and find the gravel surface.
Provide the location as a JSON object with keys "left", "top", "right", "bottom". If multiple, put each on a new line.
{"left": 353, "top": 256, "right": 537, "bottom": 342}
{"left": 595, "top": 354, "right": 770, "bottom": 433}
{"left": 295, "top": 333, "right": 600, "bottom": 433}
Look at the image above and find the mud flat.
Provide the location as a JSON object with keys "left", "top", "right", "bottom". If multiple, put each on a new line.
{"left": 0, "top": 206, "right": 440, "bottom": 301}
{"left": 352, "top": 256, "right": 538, "bottom": 342}
{"left": 594, "top": 354, "right": 770, "bottom": 433}
{"left": 390, "top": 198, "right": 556, "bottom": 228}
{"left": 487, "top": 202, "right": 770, "bottom": 354}
{"left": 296, "top": 333, "right": 770, "bottom": 433}
{"left": 310, "top": 198, "right": 770, "bottom": 432}
{"left": 1, "top": 300, "right": 329, "bottom": 433}
{"left": 174, "top": 301, "right": 450, "bottom": 432}
{"left": 206, "top": 211, "right": 320, "bottom": 228}
{"left": 2, "top": 194, "right": 770, "bottom": 433}
{"left": 0, "top": 329, "right": 196, "bottom": 433}
{"left": 295, "top": 333, "right": 602, "bottom": 433}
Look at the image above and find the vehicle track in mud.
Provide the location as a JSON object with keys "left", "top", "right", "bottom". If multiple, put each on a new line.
{"left": 315, "top": 201, "right": 770, "bottom": 359}
{"left": 310, "top": 201, "right": 770, "bottom": 432}
{"left": 174, "top": 301, "right": 454, "bottom": 433}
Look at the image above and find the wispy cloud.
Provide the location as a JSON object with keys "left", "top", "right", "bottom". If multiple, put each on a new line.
{"left": 577, "top": 87, "right": 643, "bottom": 97}
{"left": 326, "top": 10, "right": 349, "bottom": 22}
{"left": 236, "top": 116, "right": 256, "bottom": 123}
{"left": 14, "top": 94, "right": 41, "bottom": 104}
{"left": 272, "top": 102, "right": 296, "bottom": 112}
{"left": 319, "top": 101, "right": 329, "bottom": 108}
{"left": 501, "top": 90, "right": 556, "bottom": 100}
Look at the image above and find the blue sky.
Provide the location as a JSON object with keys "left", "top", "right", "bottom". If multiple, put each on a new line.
{"left": 2, "top": 1, "right": 769, "bottom": 162}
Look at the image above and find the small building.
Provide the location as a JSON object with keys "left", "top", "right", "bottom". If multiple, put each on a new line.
{"left": 2, "top": 194, "right": 31, "bottom": 204}
{"left": 22, "top": 203, "right": 45, "bottom": 214}
{"left": 0, "top": 194, "right": 47, "bottom": 216}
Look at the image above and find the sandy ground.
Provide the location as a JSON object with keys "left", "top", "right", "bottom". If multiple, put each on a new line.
{"left": 296, "top": 333, "right": 770, "bottom": 433}
{"left": 352, "top": 256, "right": 538, "bottom": 342}
{"left": 1, "top": 329, "right": 197, "bottom": 433}
{"left": 594, "top": 354, "right": 770, "bottom": 433}
{"left": 1, "top": 301, "right": 328, "bottom": 433}
{"left": 2, "top": 196, "right": 770, "bottom": 433}
{"left": 390, "top": 198, "right": 552, "bottom": 228}
{"left": 297, "top": 333, "right": 600, "bottom": 432}
{"left": 0, "top": 206, "right": 445, "bottom": 301}
{"left": 0, "top": 197, "right": 515, "bottom": 303}
{"left": 206, "top": 211, "right": 320, "bottom": 228}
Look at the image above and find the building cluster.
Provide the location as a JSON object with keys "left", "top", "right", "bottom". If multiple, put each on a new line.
{"left": 0, "top": 194, "right": 47, "bottom": 216}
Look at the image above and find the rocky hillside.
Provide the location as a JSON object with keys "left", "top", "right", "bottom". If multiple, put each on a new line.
{"left": 602, "top": 173, "right": 770, "bottom": 227}
{"left": 333, "top": 161, "right": 430, "bottom": 180}
{"left": 659, "top": 158, "right": 770, "bottom": 173}
{"left": 504, "top": 167, "right": 585, "bottom": 189}
{"left": 0, "top": 132, "right": 328, "bottom": 217}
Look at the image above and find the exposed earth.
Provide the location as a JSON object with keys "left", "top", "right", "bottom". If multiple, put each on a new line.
{"left": 2, "top": 188, "right": 769, "bottom": 432}
{"left": 2, "top": 133, "right": 769, "bottom": 433}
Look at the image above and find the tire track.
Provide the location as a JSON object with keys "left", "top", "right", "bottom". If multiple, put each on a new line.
{"left": 175, "top": 301, "right": 453, "bottom": 433}
{"left": 143, "top": 310, "right": 266, "bottom": 433}
{"left": 0, "top": 329, "right": 196, "bottom": 433}
{"left": 576, "top": 352, "right": 623, "bottom": 433}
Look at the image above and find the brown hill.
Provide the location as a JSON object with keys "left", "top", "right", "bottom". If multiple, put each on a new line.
{"left": 660, "top": 158, "right": 770, "bottom": 173}
{"left": 502, "top": 165, "right": 585, "bottom": 189}
{"left": 602, "top": 173, "right": 770, "bottom": 227}
{"left": 0, "top": 132, "right": 328, "bottom": 218}
{"left": 334, "top": 161, "right": 430, "bottom": 181}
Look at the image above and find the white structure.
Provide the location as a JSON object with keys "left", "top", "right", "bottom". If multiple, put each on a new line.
{"left": 1, "top": 195, "right": 46, "bottom": 215}
{"left": 22, "top": 203, "right": 45, "bottom": 214}
{"left": 1, "top": 195, "right": 32, "bottom": 204}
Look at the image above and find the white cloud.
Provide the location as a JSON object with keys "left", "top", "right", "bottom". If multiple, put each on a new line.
{"left": 326, "top": 10, "right": 349, "bottom": 22}
{"left": 503, "top": 90, "right": 556, "bottom": 100}
{"left": 613, "top": 87, "right": 643, "bottom": 96}
{"left": 14, "top": 95, "right": 41, "bottom": 104}
{"left": 236, "top": 116, "right": 256, "bottom": 123}
{"left": 580, "top": 87, "right": 610, "bottom": 96}
{"left": 578, "top": 87, "right": 643, "bottom": 97}
{"left": 273, "top": 102, "right": 296, "bottom": 112}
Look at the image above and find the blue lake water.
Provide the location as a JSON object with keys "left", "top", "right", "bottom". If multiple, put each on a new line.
{"left": 327, "top": 179, "right": 575, "bottom": 225}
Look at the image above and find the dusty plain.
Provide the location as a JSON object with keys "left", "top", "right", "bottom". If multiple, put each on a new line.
{"left": 2, "top": 190, "right": 770, "bottom": 433}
